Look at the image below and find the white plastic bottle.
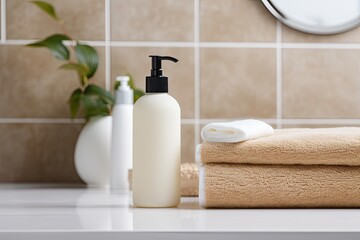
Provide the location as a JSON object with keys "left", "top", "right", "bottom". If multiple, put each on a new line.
{"left": 110, "top": 76, "right": 133, "bottom": 190}
{"left": 133, "top": 55, "right": 181, "bottom": 207}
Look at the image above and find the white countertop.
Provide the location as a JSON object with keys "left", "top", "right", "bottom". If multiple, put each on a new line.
{"left": 0, "top": 184, "right": 360, "bottom": 240}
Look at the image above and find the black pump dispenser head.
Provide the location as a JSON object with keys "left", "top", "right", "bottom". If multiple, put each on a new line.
{"left": 146, "top": 55, "right": 178, "bottom": 93}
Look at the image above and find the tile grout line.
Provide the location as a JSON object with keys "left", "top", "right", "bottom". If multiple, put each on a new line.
{"left": 0, "top": 118, "right": 359, "bottom": 125}
{"left": 110, "top": 41, "right": 193, "bottom": 48}
{"left": 4, "top": 39, "right": 360, "bottom": 49}
{"left": 194, "top": 0, "right": 201, "bottom": 145}
{"left": 198, "top": 119, "right": 360, "bottom": 125}
{"left": 1, "top": 0, "right": 6, "bottom": 43}
{"left": 276, "top": 21, "right": 283, "bottom": 128}
{"left": 105, "top": 0, "right": 111, "bottom": 91}
{"left": 0, "top": 39, "right": 107, "bottom": 46}
{"left": 0, "top": 118, "right": 86, "bottom": 124}
{"left": 279, "top": 119, "right": 360, "bottom": 125}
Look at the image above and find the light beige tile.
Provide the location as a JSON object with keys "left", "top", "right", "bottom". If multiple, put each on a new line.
{"left": 201, "top": 0, "right": 276, "bottom": 42}
{"left": 0, "top": 123, "right": 83, "bottom": 182}
{"left": 111, "top": 0, "right": 194, "bottom": 41}
{"left": 7, "top": 0, "right": 105, "bottom": 40}
{"left": 282, "top": 25, "right": 360, "bottom": 43}
{"left": 182, "top": 124, "right": 195, "bottom": 163}
{"left": 200, "top": 48, "right": 276, "bottom": 118}
{"left": 283, "top": 49, "right": 360, "bottom": 118}
{"left": 111, "top": 47, "right": 195, "bottom": 118}
{"left": 0, "top": 45, "right": 105, "bottom": 118}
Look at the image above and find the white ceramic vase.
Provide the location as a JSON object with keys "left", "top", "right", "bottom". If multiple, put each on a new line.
{"left": 75, "top": 116, "right": 112, "bottom": 187}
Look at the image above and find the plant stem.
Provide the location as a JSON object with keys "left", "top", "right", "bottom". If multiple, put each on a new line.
{"left": 58, "top": 19, "right": 88, "bottom": 89}
{"left": 58, "top": 19, "right": 77, "bottom": 60}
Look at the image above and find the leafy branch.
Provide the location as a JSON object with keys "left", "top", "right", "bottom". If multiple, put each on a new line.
{"left": 27, "top": 1, "right": 144, "bottom": 120}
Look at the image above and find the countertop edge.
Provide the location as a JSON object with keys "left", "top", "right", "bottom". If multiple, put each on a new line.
{"left": 0, "top": 231, "right": 360, "bottom": 240}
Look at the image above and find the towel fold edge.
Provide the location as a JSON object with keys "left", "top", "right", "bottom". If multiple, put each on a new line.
{"left": 200, "top": 119, "right": 274, "bottom": 143}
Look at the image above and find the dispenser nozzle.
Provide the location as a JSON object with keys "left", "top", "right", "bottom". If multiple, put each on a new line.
{"left": 116, "top": 75, "right": 130, "bottom": 90}
{"left": 149, "top": 55, "right": 179, "bottom": 77}
{"left": 146, "top": 55, "right": 178, "bottom": 93}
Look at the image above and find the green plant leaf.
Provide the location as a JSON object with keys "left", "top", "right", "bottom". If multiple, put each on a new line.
{"left": 32, "top": 1, "right": 59, "bottom": 21}
{"left": 59, "top": 63, "right": 88, "bottom": 75}
{"left": 113, "top": 79, "right": 120, "bottom": 91}
{"left": 75, "top": 44, "right": 98, "bottom": 78}
{"left": 69, "top": 88, "right": 82, "bottom": 118}
{"left": 134, "top": 88, "right": 145, "bottom": 103}
{"left": 128, "top": 74, "right": 136, "bottom": 89}
{"left": 27, "top": 34, "right": 71, "bottom": 60}
{"left": 81, "top": 95, "right": 109, "bottom": 120}
{"left": 84, "top": 84, "right": 114, "bottom": 105}
{"left": 59, "top": 63, "right": 89, "bottom": 86}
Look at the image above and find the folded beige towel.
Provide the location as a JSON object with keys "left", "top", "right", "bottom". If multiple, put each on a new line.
{"left": 129, "top": 163, "right": 198, "bottom": 196}
{"left": 200, "top": 128, "right": 360, "bottom": 166}
{"left": 180, "top": 163, "right": 199, "bottom": 196}
{"left": 200, "top": 163, "right": 360, "bottom": 208}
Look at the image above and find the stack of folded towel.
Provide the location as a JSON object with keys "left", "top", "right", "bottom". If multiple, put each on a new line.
{"left": 198, "top": 120, "right": 360, "bottom": 208}
{"left": 129, "top": 163, "right": 199, "bottom": 196}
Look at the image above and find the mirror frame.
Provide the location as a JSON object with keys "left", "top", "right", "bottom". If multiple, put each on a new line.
{"left": 261, "top": 0, "right": 360, "bottom": 35}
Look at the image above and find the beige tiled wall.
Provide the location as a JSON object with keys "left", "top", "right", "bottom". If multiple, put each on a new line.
{"left": 1, "top": 0, "right": 360, "bottom": 182}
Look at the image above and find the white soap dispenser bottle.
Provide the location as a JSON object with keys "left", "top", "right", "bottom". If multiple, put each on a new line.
{"left": 110, "top": 76, "right": 133, "bottom": 190}
{"left": 133, "top": 55, "right": 181, "bottom": 207}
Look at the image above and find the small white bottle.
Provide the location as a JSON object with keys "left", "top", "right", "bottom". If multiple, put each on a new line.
{"left": 110, "top": 76, "right": 133, "bottom": 190}
{"left": 133, "top": 55, "right": 181, "bottom": 207}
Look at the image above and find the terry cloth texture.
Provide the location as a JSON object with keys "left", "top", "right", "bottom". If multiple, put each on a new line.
{"left": 200, "top": 128, "right": 360, "bottom": 166}
{"left": 129, "top": 163, "right": 199, "bottom": 196}
{"left": 180, "top": 163, "right": 199, "bottom": 196}
{"left": 200, "top": 163, "right": 360, "bottom": 208}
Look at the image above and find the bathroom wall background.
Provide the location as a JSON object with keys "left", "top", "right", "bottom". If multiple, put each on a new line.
{"left": 1, "top": 0, "right": 360, "bottom": 182}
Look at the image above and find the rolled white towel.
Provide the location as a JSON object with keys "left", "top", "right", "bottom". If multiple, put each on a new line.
{"left": 201, "top": 119, "right": 274, "bottom": 143}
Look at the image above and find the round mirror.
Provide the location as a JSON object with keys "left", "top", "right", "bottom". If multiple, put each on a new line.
{"left": 262, "top": 0, "right": 360, "bottom": 35}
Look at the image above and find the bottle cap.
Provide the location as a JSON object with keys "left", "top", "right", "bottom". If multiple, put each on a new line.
{"left": 115, "top": 76, "right": 133, "bottom": 105}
